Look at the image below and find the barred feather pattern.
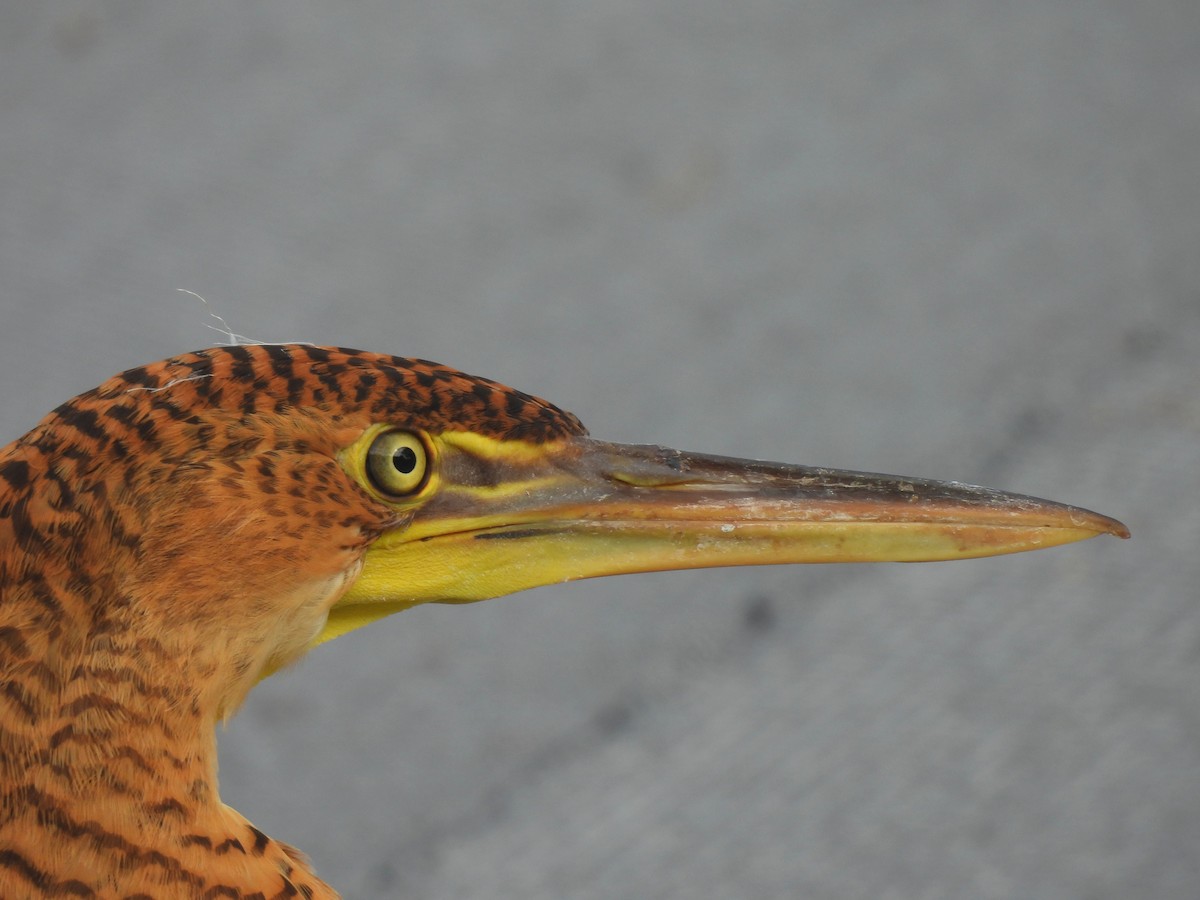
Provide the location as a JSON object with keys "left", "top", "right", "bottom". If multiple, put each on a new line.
{"left": 0, "top": 346, "right": 584, "bottom": 897}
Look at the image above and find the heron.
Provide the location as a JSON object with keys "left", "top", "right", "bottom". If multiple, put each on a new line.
{"left": 0, "top": 345, "right": 1127, "bottom": 897}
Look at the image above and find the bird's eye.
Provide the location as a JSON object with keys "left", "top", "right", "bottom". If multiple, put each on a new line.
{"left": 365, "top": 429, "right": 430, "bottom": 498}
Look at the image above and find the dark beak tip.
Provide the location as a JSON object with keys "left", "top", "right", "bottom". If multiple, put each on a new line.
{"left": 1076, "top": 508, "right": 1130, "bottom": 540}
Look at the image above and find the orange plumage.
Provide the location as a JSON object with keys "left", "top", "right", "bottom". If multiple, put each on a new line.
{"left": 0, "top": 346, "right": 581, "bottom": 896}
{"left": 0, "top": 344, "right": 1126, "bottom": 897}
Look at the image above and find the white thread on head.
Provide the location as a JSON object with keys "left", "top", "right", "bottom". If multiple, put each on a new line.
{"left": 177, "top": 289, "right": 315, "bottom": 348}
{"left": 178, "top": 289, "right": 263, "bottom": 346}
{"left": 125, "top": 373, "right": 215, "bottom": 394}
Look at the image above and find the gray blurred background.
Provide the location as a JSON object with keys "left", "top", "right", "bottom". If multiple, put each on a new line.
{"left": 2, "top": 2, "right": 1197, "bottom": 897}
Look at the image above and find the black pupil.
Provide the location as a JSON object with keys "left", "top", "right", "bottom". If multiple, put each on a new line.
{"left": 392, "top": 446, "right": 418, "bottom": 474}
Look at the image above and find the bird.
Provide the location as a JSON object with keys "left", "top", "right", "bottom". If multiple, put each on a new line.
{"left": 0, "top": 344, "right": 1127, "bottom": 898}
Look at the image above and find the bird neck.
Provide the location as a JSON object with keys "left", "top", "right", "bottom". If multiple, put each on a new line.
{"left": 0, "top": 560, "right": 338, "bottom": 897}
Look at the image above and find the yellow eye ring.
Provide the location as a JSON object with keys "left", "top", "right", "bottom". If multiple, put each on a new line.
{"left": 364, "top": 429, "right": 430, "bottom": 498}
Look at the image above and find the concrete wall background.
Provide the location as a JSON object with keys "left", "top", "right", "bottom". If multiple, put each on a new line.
{"left": 1, "top": 2, "right": 1196, "bottom": 897}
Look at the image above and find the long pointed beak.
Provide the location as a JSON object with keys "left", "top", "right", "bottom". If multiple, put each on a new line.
{"left": 323, "top": 434, "right": 1128, "bottom": 646}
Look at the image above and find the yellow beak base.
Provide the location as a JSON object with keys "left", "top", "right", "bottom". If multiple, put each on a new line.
{"left": 318, "top": 435, "right": 1128, "bottom": 647}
